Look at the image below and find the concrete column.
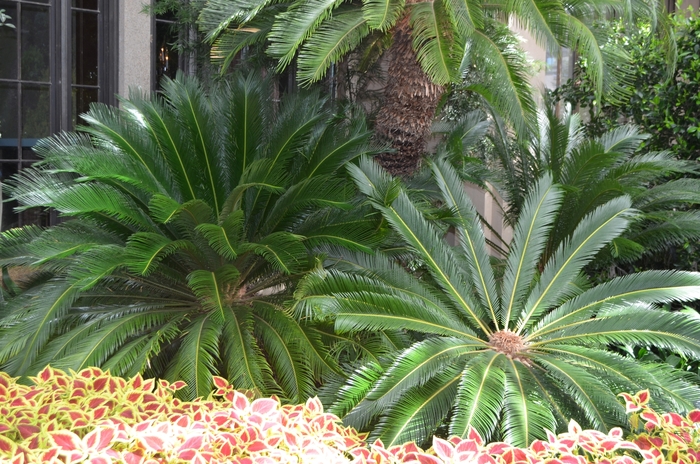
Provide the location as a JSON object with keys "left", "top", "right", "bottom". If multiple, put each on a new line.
{"left": 118, "top": 1, "right": 152, "bottom": 97}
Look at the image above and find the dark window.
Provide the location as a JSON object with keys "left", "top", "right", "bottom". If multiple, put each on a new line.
{"left": 154, "top": 10, "right": 180, "bottom": 90}
{"left": 0, "top": 0, "right": 117, "bottom": 231}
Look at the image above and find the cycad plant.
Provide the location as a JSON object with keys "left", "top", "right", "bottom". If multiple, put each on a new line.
{"left": 0, "top": 73, "right": 378, "bottom": 401}
{"left": 295, "top": 157, "right": 700, "bottom": 447}
{"left": 481, "top": 104, "right": 700, "bottom": 267}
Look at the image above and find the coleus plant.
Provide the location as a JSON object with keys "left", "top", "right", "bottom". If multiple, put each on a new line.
{"left": 2, "top": 368, "right": 700, "bottom": 463}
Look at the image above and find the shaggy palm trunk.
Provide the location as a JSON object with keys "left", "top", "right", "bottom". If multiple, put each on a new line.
{"left": 374, "top": 15, "right": 443, "bottom": 177}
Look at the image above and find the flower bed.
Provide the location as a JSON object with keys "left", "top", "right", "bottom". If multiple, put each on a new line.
{"left": 1, "top": 367, "right": 698, "bottom": 463}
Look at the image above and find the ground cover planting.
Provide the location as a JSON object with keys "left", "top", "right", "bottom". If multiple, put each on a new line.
{"left": 1, "top": 367, "right": 699, "bottom": 463}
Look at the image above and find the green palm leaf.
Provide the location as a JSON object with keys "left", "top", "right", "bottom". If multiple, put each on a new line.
{"left": 296, "top": 8, "right": 371, "bottom": 86}
{"left": 450, "top": 351, "right": 506, "bottom": 440}
{"left": 501, "top": 175, "right": 563, "bottom": 327}
{"left": 517, "top": 196, "right": 636, "bottom": 333}
{"left": 167, "top": 313, "right": 222, "bottom": 399}
{"left": 410, "top": 1, "right": 460, "bottom": 85}
{"left": 268, "top": 0, "right": 343, "bottom": 68}
{"left": 363, "top": 0, "right": 405, "bottom": 31}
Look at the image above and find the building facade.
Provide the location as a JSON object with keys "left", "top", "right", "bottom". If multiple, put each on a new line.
{"left": 0, "top": 0, "right": 171, "bottom": 230}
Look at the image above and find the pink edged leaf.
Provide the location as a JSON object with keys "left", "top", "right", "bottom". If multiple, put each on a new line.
{"left": 467, "top": 426, "right": 484, "bottom": 446}
{"left": 170, "top": 381, "right": 187, "bottom": 391}
{"left": 688, "top": 410, "right": 700, "bottom": 423}
{"left": 305, "top": 396, "right": 324, "bottom": 414}
{"left": 662, "top": 412, "right": 686, "bottom": 427}
{"left": 179, "top": 435, "right": 204, "bottom": 451}
{"left": 415, "top": 454, "right": 442, "bottom": 464}
{"left": 51, "top": 431, "right": 83, "bottom": 451}
{"left": 86, "top": 457, "right": 110, "bottom": 464}
{"left": 251, "top": 398, "right": 278, "bottom": 416}
{"left": 38, "top": 366, "right": 55, "bottom": 382}
{"left": 530, "top": 440, "right": 547, "bottom": 454}
{"left": 559, "top": 455, "right": 586, "bottom": 464}
{"left": 567, "top": 420, "right": 582, "bottom": 435}
{"left": 640, "top": 411, "right": 660, "bottom": 426}
{"left": 635, "top": 390, "right": 650, "bottom": 406}
{"left": 16, "top": 424, "right": 40, "bottom": 440}
{"left": 608, "top": 427, "right": 623, "bottom": 439}
{"left": 122, "top": 451, "right": 146, "bottom": 464}
{"left": 139, "top": 435, "right": 166, "bottom": 452}
{"left": 92, "top": 377, "right": 108, "bottom": 392}
{"left": 212, "top": 376, "right": 229, "bottom": 389}
{"left": 0, "top": 435, "right": 17, "bottom": 453}
{"left": 598, "top": 439, "right": 620, "bottom": 452}
{"left": 130, "top": 374, "right": 143, "bottom": 389}
{"left": 84, "top": 428, "right": 115, "bottom": 451}
{"left": 476, "top": 455, "right": 498, "bottom": 464}
{"left": 232, "top": 391, "right": 250, "bottom": 411}
{"left": 284, "top": 431, "right": 298, "bottom": 448}
{"left": 432, "top": 437, "right": 454, "bottom": 460}
{"left": 456, "top": 438, "right": 480, "bottom": 455}
{"left": 246, "top": 440, "right": 267, "bottom": 452}
{"left": 142, "top": 379, "right": 155, "bottom": 392}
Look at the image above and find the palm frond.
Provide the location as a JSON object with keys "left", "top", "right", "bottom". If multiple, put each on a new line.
{"left": 517, "top": 196, "right": 635, "bottom": 333}
{"left": 501, "top": 175, "right": 563, "bottom": 327}
{"left": 296, "top": 7, "right": 371, "bottom": 85}
{"left": 500, "top": 360, "right": 556, "bottom": 447}
{"left": 374, "top": 368, "right": 462, "bottom": 446}
{"left": 268, "top": 0, "right": 343, "bottom": 68}
{"left": 463, "top": 26, "right": 537, "bottom": 138}
{"left": 450, "top": 351, "right": 506, "bottom": 440}
{"left": 410, "top": 1, "right": 461, "bottom": 85}
{"left": 166, "top": 312, "right": 222, "bottom": 399}
{"left": 431, "top": 159, "right": 499, "bottom": 327}
{"left": 362, "top": 0, "right": 405, "bottom": 31}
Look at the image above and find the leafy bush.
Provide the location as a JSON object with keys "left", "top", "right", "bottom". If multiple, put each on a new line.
{"left": 2, "top": 368, "right": 700, "bottom": 463}
{"left": 295, "top": 158, "right": 700, "bottom": 447}
{"left": 0, "top": 73, "right": 378, "bottom": 402}
{"left": 554, "top": 11, "right": 700, "bottom": 160}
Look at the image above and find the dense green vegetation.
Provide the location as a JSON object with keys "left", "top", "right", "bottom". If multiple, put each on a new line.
{"left": 1, "top": 0, "right": 700, "bottom": 452}
{"left": 0, "top": 73, "right": 379, "bottom": 402}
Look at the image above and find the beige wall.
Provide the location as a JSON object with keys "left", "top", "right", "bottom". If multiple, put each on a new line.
{"left": 118, "top": 2, "right": 153, "bottom": 96}
{"left": 448, "top": 183, "right": 513, "bottom": 256}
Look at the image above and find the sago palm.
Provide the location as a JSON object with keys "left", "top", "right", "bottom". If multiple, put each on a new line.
{"left": 295, "top": 156, "right": 700, "bottom": 447}
{"left": 479, "top": 103, "right": 700, "bottom": 267}
{"left": 0, "top": 73, "right": 378, "bottom": 401}
{"left": 199, "top": 0, "right": 671, "bottom": 175}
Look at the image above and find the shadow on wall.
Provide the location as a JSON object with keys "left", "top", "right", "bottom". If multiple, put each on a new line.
{"left": 446, "top": 182, "right": 513, "bottom": 256}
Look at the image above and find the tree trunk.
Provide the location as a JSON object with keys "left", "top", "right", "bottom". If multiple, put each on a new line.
{"left": 374, "top": 15, "right": 443, "bottom": 177}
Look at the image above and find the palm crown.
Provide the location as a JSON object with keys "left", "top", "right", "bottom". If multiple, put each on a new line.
{"left": 199, "top": 0, "right": 670, "bottom": 135}
{"left": 296, "top": 156, "right": 700, "bottom": 447}
{"left": 0, "top": 73, "right": 378, "bottom": 401}
{"left": 473, "top": 104, "right": 700, "bottom": 267}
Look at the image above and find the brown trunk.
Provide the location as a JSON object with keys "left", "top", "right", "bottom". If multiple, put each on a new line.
{"left": 374, "top": 15, "right": 443, "bottom": 177}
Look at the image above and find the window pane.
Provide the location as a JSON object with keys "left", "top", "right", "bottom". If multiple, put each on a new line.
{"left": 22, "top": 84, "right": 50, "bottom": 139}
{"left": 73, "top": 0, "right": 98, "bottom": 10}
{"left": 21, "top": 4, "right": 51, "bottom": 82}
{"left": 0, "top": 82, "right": 18, "bottom": 141}
{"left": 155, "top": 20, "right": 179, "bottom": 90}
{"left": 22, "top": 146, "right": 40, "bottom": 161}
{"left": 72, "top": 86, "right": 98, "bottom": 127}
{"left": 0, "top": 2, "right": 17, "bottom": 79}
{"left": 0, "top": 162, "right": 19, "bottom": 231}
{"left": 0, "top": 146, "right": 18, "bottom": 162}
{"left": 72, "top": 9, "right": 98, "bottom": 85}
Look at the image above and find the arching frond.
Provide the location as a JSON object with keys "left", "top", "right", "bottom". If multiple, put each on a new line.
{"left": 296, "top": 8, "right": 371, "bottom": 86}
